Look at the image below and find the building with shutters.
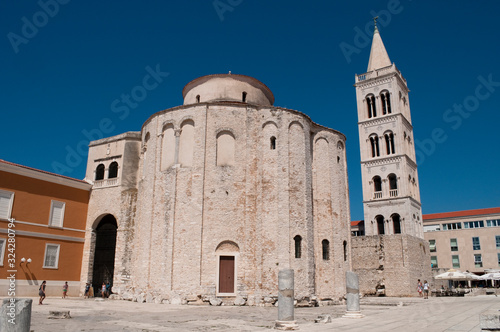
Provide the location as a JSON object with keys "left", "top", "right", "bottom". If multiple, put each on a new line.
{"left": 0, "top": 159, "right": 91, "bottom": 297}
{"left": 80, "top": 73, "right": 352, "bottom": 305}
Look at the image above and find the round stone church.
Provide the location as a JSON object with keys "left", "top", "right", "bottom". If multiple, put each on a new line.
{"left": 80, "top": 73, "right": 351, "bottom": 305}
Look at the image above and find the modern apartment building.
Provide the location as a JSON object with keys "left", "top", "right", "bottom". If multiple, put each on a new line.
{"left": 423, "top": 207, "right": 500, "bottom": 273}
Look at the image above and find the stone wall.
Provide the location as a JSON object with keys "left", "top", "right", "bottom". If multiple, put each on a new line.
{"left": 352, "top": 234, "right": 432, "bottom": 296}
{"left": 129, "top": 103, "right": 351, "bottom": 302}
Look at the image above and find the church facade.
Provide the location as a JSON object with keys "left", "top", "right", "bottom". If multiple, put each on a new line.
{"left": 80, "top": 74, "right": 352, "bottom": 304}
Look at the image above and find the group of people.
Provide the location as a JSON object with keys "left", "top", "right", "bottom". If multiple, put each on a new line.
{"left": 417, "top": 279, "right": 430, "bottom": 299}
{"left": 38, "top": 281, "right": 69, "bottom": 304}
{"left": 38, "top": 281, "right": 112, "bottom": 304}
{"left": 83, "top": 281, "right": 112, "bottom": 298}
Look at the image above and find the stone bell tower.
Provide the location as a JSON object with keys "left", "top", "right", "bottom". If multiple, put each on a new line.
{"left": 351, "top": 21, "right": 431, "bottom": 297}
{"left": 354, "top": 21, "right": 423, "bottom": 238}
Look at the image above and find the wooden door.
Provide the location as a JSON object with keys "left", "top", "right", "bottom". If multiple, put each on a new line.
{"left": 219, "top": 256, "right": 235, "bottom": 293}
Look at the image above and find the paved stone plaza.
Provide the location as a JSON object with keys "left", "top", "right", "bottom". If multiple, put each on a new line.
{"left": 23, "top": 295, "right": 499, "bottom": 331}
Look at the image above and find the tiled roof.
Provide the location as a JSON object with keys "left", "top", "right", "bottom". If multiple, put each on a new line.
{"left": 423, "top": 207, "right": 500, "bottom": 221}
{"left": 0, "top": 159, "right": 88, "bottom": 184}
{"left": 351, "top": 220, "right": 364, "bottom": 226}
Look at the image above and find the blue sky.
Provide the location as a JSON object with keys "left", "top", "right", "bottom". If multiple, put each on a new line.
{"left": 1, "top": 1, "right": 499, "bottom": 221}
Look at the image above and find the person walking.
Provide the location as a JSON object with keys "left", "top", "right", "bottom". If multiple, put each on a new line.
{"left": 39, "top": 281, "right": 46, "bottom": 305}
{"left": 101, "top": 282, "right": 107, "bottom": 298}
{"left": 417, "top": 279, "right": 423, "bottom": 297}
{"left": 84, "top": 283, "right": 90, "bottom": 298}
{"left": 105, "top": 282, "right": 111, "bottom": 297}
{"left": 423, "top": 280, "right": 429, "bottom": 299}
{"left": 62, "top": 281, "right": 68, "bottom": 298}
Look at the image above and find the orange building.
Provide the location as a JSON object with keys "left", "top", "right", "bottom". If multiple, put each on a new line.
{"left": 0, "top": 159, "right": 90, "bottom": 297}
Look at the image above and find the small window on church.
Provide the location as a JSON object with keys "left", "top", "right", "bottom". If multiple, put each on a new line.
{"left": 270, "top": 136, "right": 276, "bottom": 150}
{"left": 196, "top": 95, "right": 200, "bottom": 103}
{"left": 343, "top": 240, "right": 347, "bottom": 261}
{"left": 294, "top": 235, "right": 302, "bottom": 258}
{"left": 322, "top": 239, "right": 329, "bottom": 260}
{"left": 242, "top": 91, "right": 247, "bottom": 102}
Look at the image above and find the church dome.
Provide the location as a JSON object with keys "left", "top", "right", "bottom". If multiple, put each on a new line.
{"left": 182, "top": 74, "right": 274, "bottom": 106}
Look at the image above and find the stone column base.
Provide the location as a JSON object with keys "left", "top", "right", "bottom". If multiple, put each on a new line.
{"left": 274, "top": 320, "right": 299, "bottom": 330}
{"left": 342, "top": 311, "right": 365, "bottom": 319}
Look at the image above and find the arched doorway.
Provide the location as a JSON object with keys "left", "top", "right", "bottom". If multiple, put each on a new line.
{"left": 216, "top": 241, "right": 239, "bottom": 295}
{"left": 92, "top": 214, "right": 117, "bottom": 296}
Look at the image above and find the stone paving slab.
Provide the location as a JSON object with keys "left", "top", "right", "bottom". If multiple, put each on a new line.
{"left": 7, "top": 295, "right": 499, "bottom": 331}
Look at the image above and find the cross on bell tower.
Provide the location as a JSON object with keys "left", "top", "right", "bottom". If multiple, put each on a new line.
{"left": 354, "top": 26, "right": 423, "bottom": 238}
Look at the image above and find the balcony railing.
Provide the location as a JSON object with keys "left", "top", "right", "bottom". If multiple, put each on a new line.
{"left": 356, "top": 64, "right": 406, "bottom": 84}
{"left": 93, "top": 178, "right": 119, "bottom": 188}
{"left": 373, "top": 191, "right": 382, "bottom": 199}
{"left": 390, "top": 189, "right": 398, "bottom": 197}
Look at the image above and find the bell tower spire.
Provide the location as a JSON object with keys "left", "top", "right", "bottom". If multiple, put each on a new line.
{"left": 367, "top": 18, "right": 392, "bottom": 72}
{"left": 354, "top": 26, "right": 423, "bottom": 238}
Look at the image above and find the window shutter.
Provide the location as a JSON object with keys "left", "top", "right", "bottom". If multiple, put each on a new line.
{"left": 50, "top": 202, "right": 65, "bottom": 227}
{"left": 0, "top": 192, "right": 12, "bottom": 218}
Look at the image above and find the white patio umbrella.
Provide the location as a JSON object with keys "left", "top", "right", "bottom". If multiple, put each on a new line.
{"left": 479, "top": 273, "right": 500, "bottom": 280}
{"left": 435, "top": 270, "right": 480, "bottom": 281}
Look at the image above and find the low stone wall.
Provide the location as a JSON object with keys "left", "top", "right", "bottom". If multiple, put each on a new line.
{"left": 351, "top": 234, "right": 432, "bottom": 296}
{"left": 109, "top": 287, "right": 321, "bottom": 307}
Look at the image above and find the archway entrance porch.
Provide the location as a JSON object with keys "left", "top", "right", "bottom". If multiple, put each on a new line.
{"left": 92, "top": 214, "right": 117, "bottom": 296}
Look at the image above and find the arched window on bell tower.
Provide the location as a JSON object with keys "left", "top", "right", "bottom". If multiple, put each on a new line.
{"left": 380, "top": 90, "right": 391, "bottom": 115}
{"left": 384, "top": 132, "right": 395, "bottom": 155}
{"left": 376, "top": 215, "right": 385, "bottom": 235}
{"left": 388, "top": 173, "right": 398, "bottom": 197}
{"left": 366, "top": 94, "right": 377, "bottom": 118}
{"left": 392, "top": 213, "right": 401, "bottom": 234}
{"left": 370, "top": 135, "right": 380, "bottom": 157}
{"left": 373, "top": 176, "right": 382, "bottom": 199}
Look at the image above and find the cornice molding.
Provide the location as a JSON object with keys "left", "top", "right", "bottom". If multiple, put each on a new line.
{"left": 362, "top": 155, "right": 403, "bottom": 167}
{"left": 0, "top": 162, "right": 92, "bottom": 191}
{"left": 358, "top": 111, "right": 413, "bottom": 130}
{"left": 0, "top": 228, "right": 84, "bottom": 243}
